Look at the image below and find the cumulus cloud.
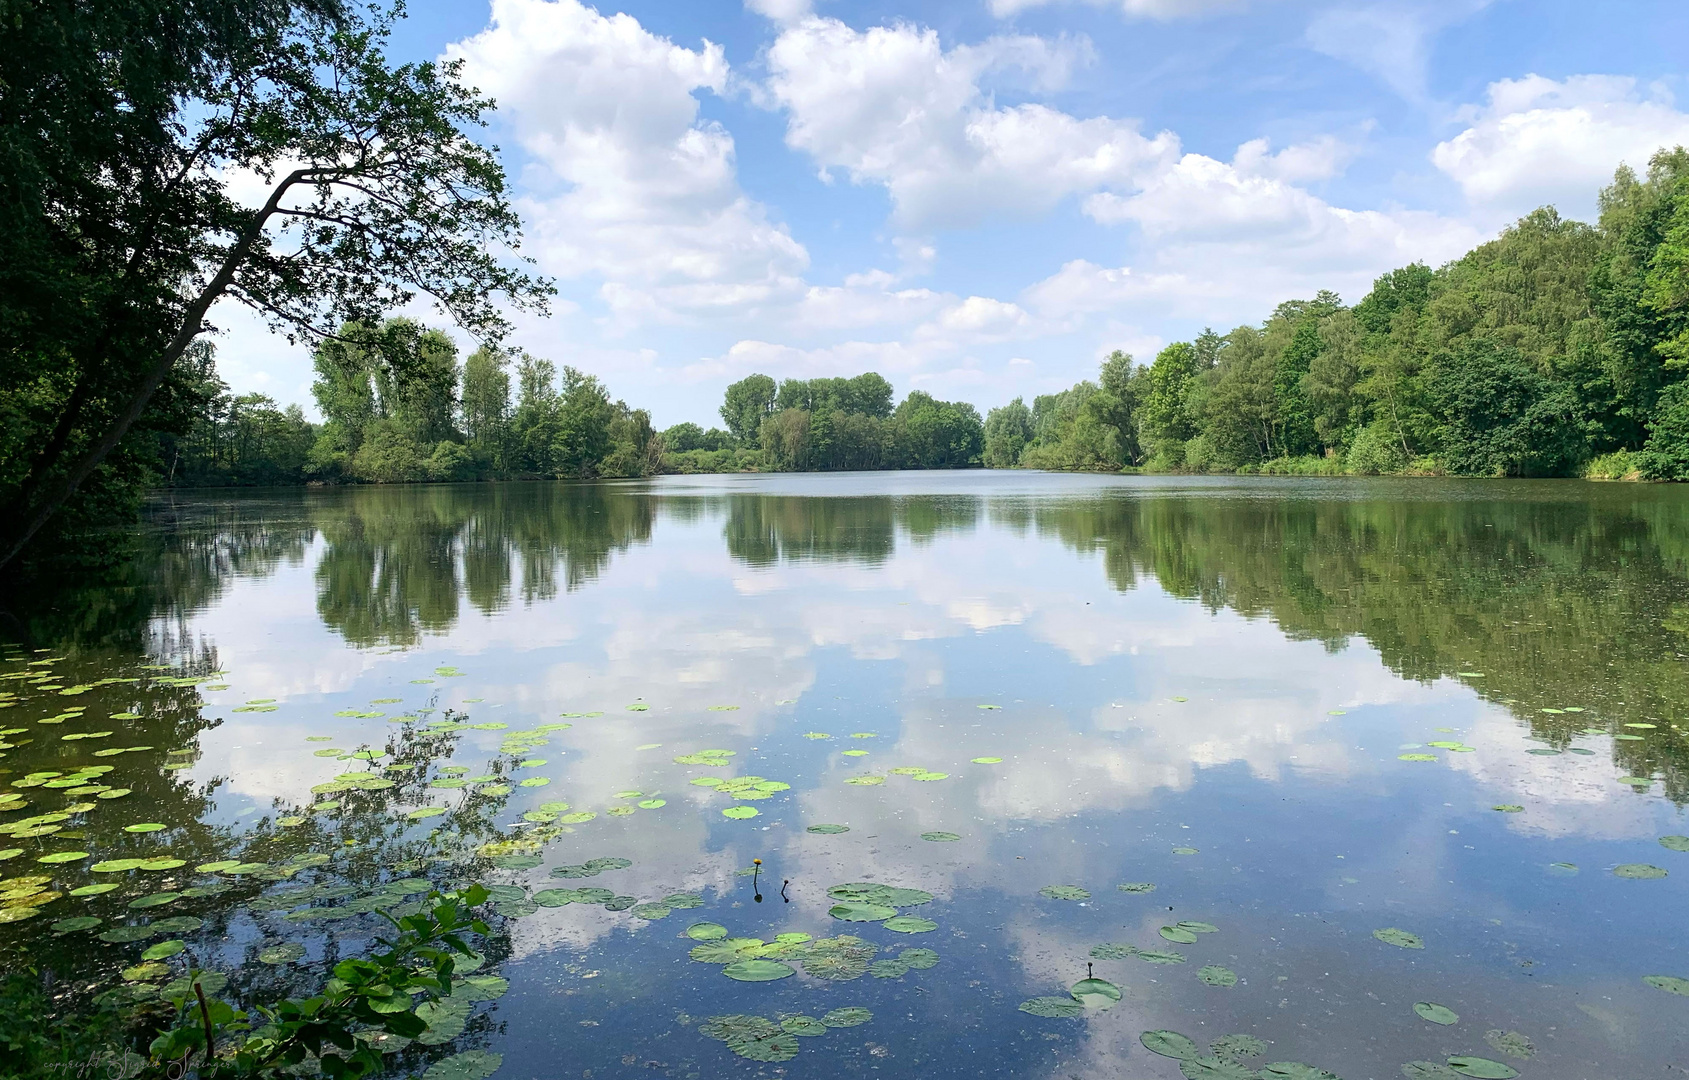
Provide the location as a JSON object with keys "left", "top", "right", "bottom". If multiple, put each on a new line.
{"left": 762, "top": 15, "right": 1177, "bottom": 228}
{"left": 1433, "top": 74, "right": 1689, "bottom": 221}
{"left": 447, "top": 0, "right": 809, "bottom": 326}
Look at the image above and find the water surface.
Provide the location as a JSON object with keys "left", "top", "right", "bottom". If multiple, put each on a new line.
{"left": 6, "top": 473, "right": 1689, "bottom": 1079}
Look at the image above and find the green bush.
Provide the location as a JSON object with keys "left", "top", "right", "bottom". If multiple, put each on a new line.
{"left": 1639, "top": 382, "right": 1689, "bottom": 480}
{"left": 1584, "top": 449, "right": 1640, "bottom": 480}
{"left": 1346, "top": 422, "right": 1408, "bottom": 474}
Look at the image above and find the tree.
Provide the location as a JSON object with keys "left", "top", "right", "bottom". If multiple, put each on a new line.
{"left": 0, "top": 0, "right": 549, "bottom": 571}
{"left": 721, "top": 375, "right": 777, "bottom": 446}
{"left": 511, "top": 355, "right": 561, "bottom": 476}
{"left": 1141, "top": 342, "right": 1200, "bottom": 459}
{"left": 554, "top": 367, "right": 615, "bottom": 478}
{"left": 983, "top": 398, "right": 1034, "bottom": 467}
{"left": 462, "top": 345, "right": 513, "bottom": 472}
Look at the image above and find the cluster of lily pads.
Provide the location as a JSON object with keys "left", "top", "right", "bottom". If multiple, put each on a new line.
{"left": 684, "top": 919, "right": 940, "bottom": 983}
{"left": 826, "top": 881, "right": 938, "bottom": 933}
{"left": 696, "top": 1007, "right": 872, "bottom": 1062}
{"left": 1140, "top": 1030, "right": 1341, "bottom": 1080}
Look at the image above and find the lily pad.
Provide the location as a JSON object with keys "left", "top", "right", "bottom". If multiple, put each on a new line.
{"left": 1142, "top": 1030, "right": 1201, "bottom": 1059}
{"left": 1161, "top": 925, "right": 1199, "bottom": 943}
{"left": 1414, "top": 1001, "right": 1459, "bottom": 1025}
{"left": 883, "top": 915, "right": 937, "bottom": 934}
{"left": 829, "top": 901, "right": 896, "bottom": 922}
{"left": 51, "top": 916, "right": 102, "bottom": 934}
{"left": 921, "top": 831, "right": 962, "bottom": 842}
{"left": 37, "top": 851, "right": 89, "bottom": 864}
{"left": 129, "top": 892, "right": 180, "bottom": 909}
{"left": 721, "top": 806, "right": 759, "bottom": 820}
{"left": 1038, "top": 885, "right": 1089, "bottom": 901}
{"left": 807, "top": 823, "right": 850, "bottom": 834}
{"left": 1644, "top": 974, "right": 1689, "bottom": 995}
{"left": 812, "top": 1007, "right": 868, "bottom": 1030}
{"left": 722, "top": 959, "right": 796, "bottom": 982}
{"left": 1483, "top": 1031, "right": 1533, "bottom": 1059}
{"left": 1091, "top": 943, "right": 1137, "bottom": 960}
{"left": 970, "top": 756, "right": 1003, "bottom": 763}
{"left": 141, "top": 940, "right": 186, "bottom": 960}
{"left": 1136, "top": 949, "right": 1187, "bottom": 964}
{"left": 1118, "top": 882, "right": 1156, "bottom": 894}
{"left": 1447, "top": 1057, "right": 1518, "bottom": 1079}
{"left": 1614, "top": 862, "right": 1667, "bottom": 879}
{"left": 843, "top": 775, "right": 885, "bottom": 785}
{"left": 423, "top": 1050, "right": 504, "bottom": 1080}
{"left": 1374, "top": 927, "right": 1424, "bottom": 949}
{"left": 1491, "top": 805, "right": 1523, "bottom": 813}
{"left": 259, "top": 943, "right": 307, "bottom": 964}
{"left": 1019, "top": 996, "right": 1083, "bottom": 1018}
{"left": 1198, "top": 965, "right": 1238, "bottom": 987}
{"left": 1069, "top": 977, "right": 1121, "bottom": 1008}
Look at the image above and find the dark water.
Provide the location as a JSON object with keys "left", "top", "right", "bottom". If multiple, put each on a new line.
{"left": 5, "top": 472, "right": 1689, "bottom": 1080}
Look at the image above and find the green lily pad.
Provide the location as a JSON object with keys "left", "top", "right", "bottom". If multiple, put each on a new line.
{"left": 1399, "top": 753, "right": 1438, "bottom": 762}
{"left": 1374, "top": 927, "right": 1424, "bottom": 949}
{"left": 817, "top": 1006, "right": 870, "bottom": 1029}
{"left": 195, "top": 861, "right": 241, "bottom": 873}
{"left": 1261, "top": 1065, "right": 1340, "bottom": 1080}
{"left": 1447, "top": 1056, "right": 1517, "bottom": 1079}
{"left": 51, "top": 916, "right": 102, "bottom": 934}
{"left": 970, "top": 756, "right": 1003, "bottom": 763}
{"left": 141, "top": 940, "right": 186, "bottom": 960}
{"left": 1161, "top": 925, "right": 1199, "bottom": 943}
{"left": 807, "top": 823, "right": 850, "bottom": 834}
{"left": 782, "top": 1015, "right": 828, "bottom": 1037}
{"left": 1645, "top": 974, "right": 1689, "bottom": 995}
{"left": 1141, "top": 1030, "right": 1201, "bottom": 1059}
{"left": 830, "top": 901, "right": 896, "bottom": 922}
{"left": 1173, "top": 846, "right": 1199, "bottom": 855}
{"left": 1179, "top": 920, "right": 1219, "bottom": 934}
{"left": 1136, "top": 949, "right": 1186, "bottom": 964}
{"left": 1069, "top": 977, "right": 1120, "bottom": 1008}
{"left": 1492, "top": 805, "right": 1523, "bottom": 813}
{"left": 687, "top": 922, "right": 728, "bottom": 940}
{"left": 1659, "top": 836, "right": 1689, "bottom": 852}
{"left": 259, "top": 943, "right": 306, "bottom": 964}
{"left": 69, "top": 883, "right": 120, "bottom": 897}
{"left": 721, "top": 806, "right": 759, "bottom": 820}
{"left": 423, "top": 1050, "right": 504, "bottom": 1080}
{"left": 722, "top": 959, "right": 796, "bottom": 982}
{"left": 1020, "top": 996, "right": 1083, "bottom": 1018}
{"left": 1401, "top": 1063, "right": 1463, "bottom": 1079}
{"left": 1039, "top": 885, "right": 1089, "bottom": 901}
{"left": 129, "top": 892, "right": 179, "bottom": 909}
{"left": 1415, "top": 1001, "right": 1459, "bottom": 1025}
{"left": 491, "top": 854, "right": 542, "bottom": 871}
{"left": 1118, "top": 882, "right": 1156, "bottom": 894}
{"left": 1614, "top": 863, "right": 1667, "bottom": 879}
{"left": 1484, "top": 1031, "right": 1533, "bottom": 1059}
{"left": 98, "top": 925, "right": 156, "bottom": 943}
{"left": 920, "top": 831, "right": 962, "bottom": 842}
{"left": 1198, "top": 965, "right": 1238, "bottom": 987}
{"left": 37, "top": 850, "right": 89, "bottom": 864}
{"left": 883, "top": 915, "right": 937, "bottom": 934}
{"left": 1091, "top": 943, "right": 1137, "bottom": 960}
{"left": 803, "top": 951, "right": 870, "bottom": 980}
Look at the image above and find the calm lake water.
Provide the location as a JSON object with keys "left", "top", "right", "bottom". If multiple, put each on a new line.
{"left": 5, "top": 472, "right": 1689, "bottom": 1080}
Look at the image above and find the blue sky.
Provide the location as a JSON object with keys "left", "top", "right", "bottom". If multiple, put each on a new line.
{"left": 216, "top": 0, "right": 1689, "bottom": 428}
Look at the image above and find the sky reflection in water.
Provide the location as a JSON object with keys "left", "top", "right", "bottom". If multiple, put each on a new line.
{"left": 15, "top": 472, "right": 1689, "bottom": 1077}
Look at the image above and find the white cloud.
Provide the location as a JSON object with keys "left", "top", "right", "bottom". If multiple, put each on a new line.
{"left": 989, "top": 0, "right": 1245, "bottom": 19}
{"left": 447, "top": 0, "right": 809, "bottom": 327}
{"left": 1433, "top": 74, "right": 1689, "bottom": 220}
{"left": 762, "top": 16, "right": 1176, "bottom": 228}
{"left": 1232, "top": 135, "right": 1355, "bottom": 183}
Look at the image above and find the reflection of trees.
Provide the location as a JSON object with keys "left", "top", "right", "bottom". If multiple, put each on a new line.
{"left": 1032, "top": 485, "right": 1689, "bottom": 801}
{"left": 312, "top": 483, "right": 653, "bottom": 645}
{"left": 722, "top": 494, "right": 984, "bottom": 566}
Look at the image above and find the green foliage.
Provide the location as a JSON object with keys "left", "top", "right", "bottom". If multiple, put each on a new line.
{"left": 720, "top": 375, "right": 778, "bottom": 446}
{"left": 146, "top": 884, "right": 492, "bottom": 1078}
{"left": 0, "top": 0, "right": 548, "bottom": 570}
{"left": 983, "top": 398, "right": 1034, "bottom": 467}
{"left": 1639, "top": 382, "right": 1689, "bottom": 479}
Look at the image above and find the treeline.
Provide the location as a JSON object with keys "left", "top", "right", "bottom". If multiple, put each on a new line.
{"left": 660, "top": 373, "right": 984, "bottom": 473}
{"left": 985, "top": 148, "right": 1689, "bottom": 479}
{"left": 164, "top": 320, "right": 661, "bottom": 486}
{"left": 164, "top": 146, "right": 1689, "bottom": 487}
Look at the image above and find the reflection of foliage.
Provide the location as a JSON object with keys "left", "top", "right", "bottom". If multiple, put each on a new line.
{"left": 722, "top": 494, "right": 979, "bottom": 566}
{"left": 1034, "top": 487, "right": 1689, "bottom": 801}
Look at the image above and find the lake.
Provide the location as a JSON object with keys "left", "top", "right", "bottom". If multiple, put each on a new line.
{"left": 4, "top": 472, "right": 1689, "bottom": 1079}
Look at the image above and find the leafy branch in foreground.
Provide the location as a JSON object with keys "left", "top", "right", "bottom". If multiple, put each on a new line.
{"left": 0, "top": 0, "right": 550, "bottom": 571}
{"left": 148, "top": 884, "right": 492, "bottom": 1078}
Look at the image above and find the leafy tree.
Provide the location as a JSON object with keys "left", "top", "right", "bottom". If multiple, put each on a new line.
{"left": 983, "top": 398, "right": 1034, "bottom": 467}
{"left": 891, "top": 392, "right": 984, "bottom": 469}
{"left": 511, "top": 355, "right": 560, "bottom": 476}
{"left": 721, "top": 374, "right": 777, "bottom": 446}
{"left": 462, "top": 345, "right": 513, "bottom": 473}
{"left": 554, "top": 367, "right": 616, "bottom": 478}
{"left": 0, "top": 0, "right": 549, "bottom": 571}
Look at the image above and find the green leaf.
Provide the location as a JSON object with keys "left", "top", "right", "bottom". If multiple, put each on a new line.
{"left": 1415, "top": 1001, "right": 1459, "bottom": 1025}
{"left": 1019, "top": 996, "right": 1083, "bottom": 1018}
{"left": 821, "top": 1007, "right": 872, "bottom": 1028}
{"left": 1141, "top": 1030, "right": 1200, "bottom": 1059}
{"left": 1373, "top": 927, "right": 1424, "bottom": 949}
{"left": 721, "top": 959, "right": 796, "bottom": 982}
{"left": 142, "top": 940, "right": 186, "bottom": 960}
{"left": 1447, "top": 1056, "right": 1518, "bottom": 1079}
